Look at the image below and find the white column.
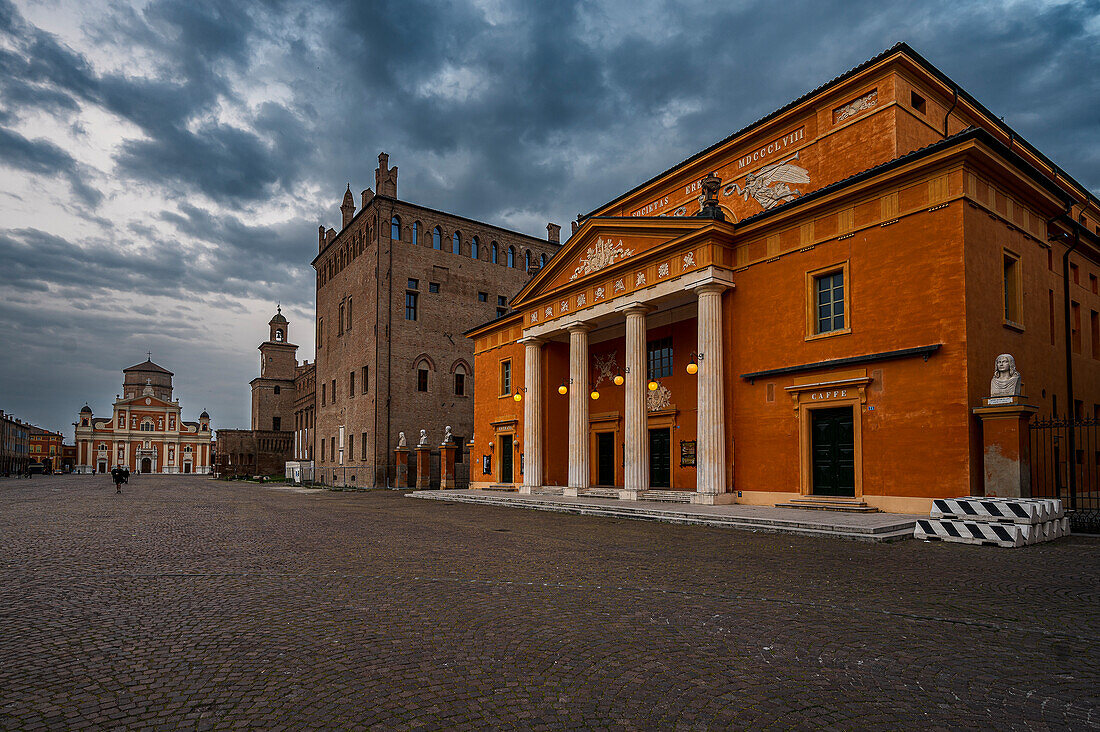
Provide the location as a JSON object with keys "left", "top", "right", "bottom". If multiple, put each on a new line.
{"left": 520, "top": 337, "right": 543, "bottom": 492}
{"left": 693, "top": 284, "right": 731, "bottom": 504}
{"left": 566, "top": 324, "right": 591, "bottom": 496}
{"left": 622, "top": 305, "right": 651, "bottom": 500}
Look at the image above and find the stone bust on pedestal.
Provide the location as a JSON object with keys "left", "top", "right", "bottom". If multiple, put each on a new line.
{"left": 397, "top": 431, "right": 406, "bottom": 449}
{"left": 418, "top": 429, "right": 428, "bottom": 447}
{"left": 990, "top": 353, "right": 1022, "bottom": 397}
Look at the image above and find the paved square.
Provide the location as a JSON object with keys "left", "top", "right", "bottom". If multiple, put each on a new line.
{"left": 1, "top": 475, "right": 1097, "bottom": 729}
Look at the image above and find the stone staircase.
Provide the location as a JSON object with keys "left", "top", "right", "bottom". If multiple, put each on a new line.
{"left": 774, "top": 496, "right": 880, "bottom": 513}
{"left": 579, "top": 487, "right": 620, "bottom": 499}
{"left": 640, "top": 489, "right": 693, "bottom": 503}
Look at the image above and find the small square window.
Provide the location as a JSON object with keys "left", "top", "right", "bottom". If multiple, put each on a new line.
{"left": 498, "top": 295, "right": 507, "bottom": 306}
{"left": 478, "top": 292, "right": 488, "bottom": 302}
{"left": 910, "top": 90, "right": 926, "bottom": 114}
{"left": 408, "top": 278, "right": 419, "bottom": 290}
{"left": 429, "top": 282, "right": 440, "bottom": 293}
{"left": 808, "top": 265, "right": 850, "bottom": 338}
{"left": 497, "top": 308, "right": 507, "bottom": 317}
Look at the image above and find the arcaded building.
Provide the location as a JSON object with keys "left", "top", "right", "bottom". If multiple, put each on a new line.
{"left": 74, "top": 359, "right": 213, "bottom": 474}
{"left": 468, "top": 44, "right": 1100, "bottom": 515}
{"left": 313, "top": 153, "right": 561, "bottom": 486}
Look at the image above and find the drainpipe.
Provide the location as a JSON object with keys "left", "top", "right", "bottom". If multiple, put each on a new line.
{"left": 943, "top": 86, "right": 958, "bottom": 138}
{"left": 1060, "top": 222, "right": 1080, "bottom": 507}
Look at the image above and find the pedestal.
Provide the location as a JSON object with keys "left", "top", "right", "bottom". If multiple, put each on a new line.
{"left": 972, "top": 399, "right": 1039, "bottom": 498}
{"left": 394, "top": 448, "right": 410, "bottom": 489}
{"left": 415, "top": 447, "right": 432, "bottom": 490}
{"left": 440, "top": 445, "right": 458, "bottom": 490}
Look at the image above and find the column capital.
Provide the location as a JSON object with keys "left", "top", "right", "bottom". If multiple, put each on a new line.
{"left": 566, "top": 322, "right": 593, "bottom": 334}
{"left": 518, "top": 336, "right": 545, "bottom": 346}
{"left": 694, "top": 282, "right": 729, "bottom": 296}
{"left": 617, "top": 302, "right": 654, "bottom": 316}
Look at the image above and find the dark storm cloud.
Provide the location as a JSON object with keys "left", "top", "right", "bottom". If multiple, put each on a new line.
{"left": 1, "top": 0, "right": 1097, "bottom": 435}
{"left": 0, "top": 126, "right": 103, "bottom": 206}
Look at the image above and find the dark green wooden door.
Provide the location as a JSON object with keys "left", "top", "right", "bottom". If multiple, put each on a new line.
{"left": 597, "top": 432, "right": 615, "bottom": 486}
{"left": 500, "top": 434, "right": 513, "bottom": 483}
{"left": 811, "top": 407, "right": 855, "bottom": 497}
{"left": 649, "top": 428, "right": 671, "bottom": 488}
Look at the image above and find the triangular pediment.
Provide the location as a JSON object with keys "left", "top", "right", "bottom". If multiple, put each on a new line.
{"left": 513, "top": 216, "right": 716, "bottom": 307}
{"left": 119, "top": 395, "right": 173, "bottom": 409}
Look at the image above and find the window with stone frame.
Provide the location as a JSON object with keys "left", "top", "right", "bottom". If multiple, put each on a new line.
{"left": 807, "top": 262, "right": 850, "bottom": 338}
{"left": 500, "top": 359, "right": 512, "bottom": 396}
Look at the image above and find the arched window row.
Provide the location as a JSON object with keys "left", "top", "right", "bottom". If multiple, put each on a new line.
{"left": 392, "top": 220, "right": 544, "bottom": 268}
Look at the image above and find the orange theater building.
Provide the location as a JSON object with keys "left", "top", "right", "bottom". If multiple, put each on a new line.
{"left": 468, "top": 44, "right": 1100, "bottom": 514}
{"left": 74, "top": 359, "right": 214, "bottom": 475}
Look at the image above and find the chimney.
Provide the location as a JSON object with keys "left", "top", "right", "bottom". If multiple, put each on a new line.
{"left": 375, "top": 152, "right": 398, "bottom": 198}
{"left": 361, "top": 188, "right": 374, "bottom": 209}
{"left": 318, "top": 224, "right": 325, "bottom": 251}
{"left": 571, "top": 220, "right": 579, "bottom": 235}
{"left": 546, "top": 222, "right": 560, "bottom": 244}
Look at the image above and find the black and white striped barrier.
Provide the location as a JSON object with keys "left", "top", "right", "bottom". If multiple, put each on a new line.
{"left": 915, "top": 517, "right": 1069, "bottom": 547}
{"left": 930, "top": 497, "right": 1063, "bottom": 524}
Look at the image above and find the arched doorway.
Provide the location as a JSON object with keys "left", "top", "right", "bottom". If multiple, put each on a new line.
{"left": 141, "top": 457, "right": 152, "bottom": 474}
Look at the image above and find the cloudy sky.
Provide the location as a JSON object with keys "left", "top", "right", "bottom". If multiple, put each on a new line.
{"left": 1, "top": 0, "right": 1098, "bottom": 439}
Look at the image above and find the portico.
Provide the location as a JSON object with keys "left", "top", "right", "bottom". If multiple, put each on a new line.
{"left": 500, "top": 210, "right": 738, "bottom": 504}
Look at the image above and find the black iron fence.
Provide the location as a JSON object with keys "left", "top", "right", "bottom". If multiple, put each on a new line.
{"left": 1030, "top": 416, "right": 1100, "bottom": 534}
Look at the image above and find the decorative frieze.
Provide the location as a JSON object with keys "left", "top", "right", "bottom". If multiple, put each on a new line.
{"left": 570, "top": 237, "right": 635, "bottom": 281}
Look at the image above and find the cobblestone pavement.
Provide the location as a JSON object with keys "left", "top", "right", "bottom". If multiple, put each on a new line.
{"left": 1, "top": 475, "right": 1097, "bottom": 730}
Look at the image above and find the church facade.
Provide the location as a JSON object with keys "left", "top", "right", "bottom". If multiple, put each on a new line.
{"left": 74, "top": 359, "right": 213, "bottom": 474}
{"left": 467, "top": 44, "right": 1100, "bottom": 514}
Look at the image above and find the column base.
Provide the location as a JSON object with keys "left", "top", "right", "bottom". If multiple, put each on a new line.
{"left": 692, "top": 492, "right": 736, "bottom": 505}
{"left": 519, "top": 485, "right": 533, "bottom": 494}
{"left": 619, "top": 489, "right": 640, "bottom": 501}
{"left": 564, "top": 486, "right": 580, "bottom": 497}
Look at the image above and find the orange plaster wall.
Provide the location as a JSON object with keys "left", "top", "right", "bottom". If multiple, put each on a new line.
{"left": 962, "top": 201, "right": 1100, "bottom": 486}
{"left": 728, "top": 204, "right": 973, "bottom": 500}
{"left": 472, "top": 336, "right": 525, "bottom": 483}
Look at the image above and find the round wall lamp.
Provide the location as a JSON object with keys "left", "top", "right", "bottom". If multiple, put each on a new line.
{"left": 558, "top": 383, "right": 568, "bottom": 395}
{"left": 590, "top": 390, "right": 600, "bottom": 400}
{"left": 687, "top": 351, "right": 703, "bottom": 375}
{"left": 647, "top": 380, "right": 659, "bottom": 391}
{"left": 613, "top": 374, "right": 624, "bottom": 386}
{"left": 513, "top": 392, "right": 523, "bottom": 402}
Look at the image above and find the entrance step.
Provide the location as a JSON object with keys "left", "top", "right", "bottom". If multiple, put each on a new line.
{"left": 579, "top": 487, "right": 621, "bottom": 499}
{"left": 775, "top": 497, "right": 880, "bottom": 513}
{"left": 532, "top": 486, "right": 564, "bottom": 496}
{"left": 485, "top": 484, "right": 519, "bottom": 492}
{"left": 640, "top": 489, "right": 693, "bottom": 503}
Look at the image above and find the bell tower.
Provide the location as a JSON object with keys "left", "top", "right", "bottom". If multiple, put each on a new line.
{"left": 251, "top": 306, "right": 298, "bottom": 432}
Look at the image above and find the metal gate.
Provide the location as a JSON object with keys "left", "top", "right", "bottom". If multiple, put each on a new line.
{"left": 1030, "top": 417, "right": 1099, "bottom": 534}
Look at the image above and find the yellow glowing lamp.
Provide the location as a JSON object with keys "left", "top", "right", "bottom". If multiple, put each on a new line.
{"left": 590, "top": 390, "right": 600, "bottom": 400}
{"left": 558, "top": 384, "right": 568, "bottom": 395}
{"left": 686, "top": 361, "right": 698, "bottom": 375}
{"left": 647, "top": 380, "right": 659, "bottom": 391}
{"left": 513, "top": 392, "right": 522, "bottom": 402}
{"left": 613, "top": 374, "right": 624, "bottom": 386}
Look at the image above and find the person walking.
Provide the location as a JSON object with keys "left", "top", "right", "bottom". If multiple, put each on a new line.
{"left": 110, "top": 465, "right": 129, "bottom": 494}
